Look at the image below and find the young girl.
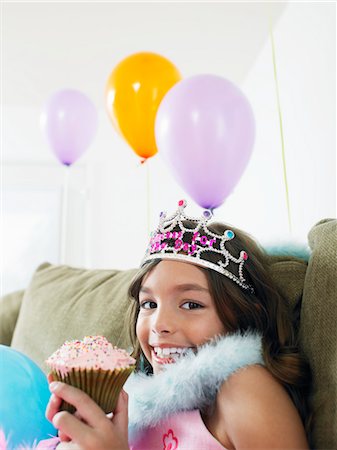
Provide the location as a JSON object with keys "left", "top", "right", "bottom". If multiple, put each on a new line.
{"left": 46, "top": 200, "right": 312, "bottom": 449}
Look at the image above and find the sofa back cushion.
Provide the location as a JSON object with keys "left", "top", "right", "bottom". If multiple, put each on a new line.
{"left": 0, "top": 290, "right": 24, "bottom": 345}
{"left": 299, "top": 219, "right": 337, "bottom": 449}
{"left": 11, "top": 263, "right": 137, "bottom": 373}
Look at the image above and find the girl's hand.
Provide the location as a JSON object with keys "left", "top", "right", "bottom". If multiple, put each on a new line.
{"left": 45, "top": 379, "right": 129, "bottom": 450}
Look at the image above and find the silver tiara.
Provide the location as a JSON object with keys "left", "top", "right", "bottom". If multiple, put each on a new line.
{"left": 142, "top": 200, "right": 254, "bottom": 292}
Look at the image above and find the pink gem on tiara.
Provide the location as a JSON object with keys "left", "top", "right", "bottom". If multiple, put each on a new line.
{"left": 241, "top": 251, "right": 248, "bottom": 261}
{"left": 142, "top": 200, "right": 254, "bottom": 292}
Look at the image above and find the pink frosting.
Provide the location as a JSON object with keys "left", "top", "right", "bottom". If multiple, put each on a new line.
{"left": 46, "top": 336, "right": 136, "bottom": 376}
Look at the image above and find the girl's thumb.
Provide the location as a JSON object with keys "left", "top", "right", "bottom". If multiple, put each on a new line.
{"left": 113, "top": 389, "right": 129, "bottom": 431}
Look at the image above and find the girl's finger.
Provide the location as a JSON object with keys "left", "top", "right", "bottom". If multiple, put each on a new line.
{"left": 52, "top": 410, "right": 91, "bottom": 443}
{"left": 58, "top": 430, "right": 72, "bottom": 442}
{"left": 46, "top": 393, "right": 63, "bottom": 423}
{"left": 49, "top": 382, "right": 107, "bottom": 428}
{"left": 112, "top": 389, "right": 129, "bottom": 432}
{"left": 47, "top": 373, "right": 55, "bottom": 383}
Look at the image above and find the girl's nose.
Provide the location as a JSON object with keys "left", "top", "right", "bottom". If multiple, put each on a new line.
{"left": 151, "top": 307, "right": 176, "bottom": 335}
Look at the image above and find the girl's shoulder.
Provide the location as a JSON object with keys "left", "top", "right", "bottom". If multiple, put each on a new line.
{"left": 215, "top": 364, "right": 281, "bottom": 431}
{"left": 215, "top": 364, "right": 309, "bottom": 449}
{"left": 219, "top": 363, "right": 278, "bottom": 399}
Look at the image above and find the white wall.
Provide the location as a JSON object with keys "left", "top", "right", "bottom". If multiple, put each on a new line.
{"left": 239, "top": 2, "right": 336, "bottom": 242}
{"left": 2, "top": 2, "right": 336, "bottom": 294}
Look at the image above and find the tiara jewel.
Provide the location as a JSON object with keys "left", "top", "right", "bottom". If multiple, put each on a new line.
{"left": 142, "top": 200, "right": 254, "bottom": 292}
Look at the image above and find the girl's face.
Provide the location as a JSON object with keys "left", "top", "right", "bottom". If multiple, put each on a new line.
{"left": 136, "top": 260, "right": 226, "bottom": 374}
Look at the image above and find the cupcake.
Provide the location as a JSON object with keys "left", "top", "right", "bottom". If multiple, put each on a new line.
{"left": 46, "top": 335, "right": 136, "bottom": 414}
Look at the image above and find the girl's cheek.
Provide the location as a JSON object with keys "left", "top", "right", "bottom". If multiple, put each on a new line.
{"left": 136, "top": 317, "right": 151, "bottom": 356}
{"left": 136, "top": 317, "right": 146, "bottom": 343}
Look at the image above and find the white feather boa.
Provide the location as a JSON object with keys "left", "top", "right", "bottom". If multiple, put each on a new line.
{"left": 125, "top": 331, "right": 264, "bottom": 431}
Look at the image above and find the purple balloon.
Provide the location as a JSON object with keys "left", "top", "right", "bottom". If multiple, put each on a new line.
{"left": 41, "top": 89, "right": 98, "bottom": 166}
{"left": 155, "top": 74, "right": 255, "bottom": 210}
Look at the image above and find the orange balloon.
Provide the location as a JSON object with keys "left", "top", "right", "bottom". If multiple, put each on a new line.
{"left": 105, "top": 52, "right": 182, "bottom": 160}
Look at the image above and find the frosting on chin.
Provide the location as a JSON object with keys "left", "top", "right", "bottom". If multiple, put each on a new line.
{"left": 46, "top": 335, "right": 136, "bottom": 376}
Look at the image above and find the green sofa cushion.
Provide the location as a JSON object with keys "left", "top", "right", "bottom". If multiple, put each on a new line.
{"left": 265, "top": 255, "right": 308, "bottom": 312}
{"left": 300, "top": 219, "right": 337, "bottom": 450}
{"left": 11, "top": 263, "right": 137, "bottom": 373}
{"left": 0, "top": 290, "right": 24, "bottom": 345}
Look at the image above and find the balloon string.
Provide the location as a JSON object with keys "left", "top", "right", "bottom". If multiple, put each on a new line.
{"left": 268, "top": 14, "right": 292, "bottom": 233}
{"left": 146, "top": 160, "right": 151, "bottom": 237}
{"left": 60, "top": 165, "right": 70, "bottom": 264}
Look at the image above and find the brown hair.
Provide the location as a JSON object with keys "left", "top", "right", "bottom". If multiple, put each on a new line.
{"left": 127, "top": 221, "right": 312, "bottom": 439}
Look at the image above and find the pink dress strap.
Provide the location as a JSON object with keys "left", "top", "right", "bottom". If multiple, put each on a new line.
{"left": 130, "top": 409, "right": 228, "bottom": 450}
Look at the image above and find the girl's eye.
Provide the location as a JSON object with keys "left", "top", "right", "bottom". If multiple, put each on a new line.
{"left": 140, "top": 300, "right": 157, "bottom": 310}
{"left": 181, "top": 301, "right": 203, "bottom": 310}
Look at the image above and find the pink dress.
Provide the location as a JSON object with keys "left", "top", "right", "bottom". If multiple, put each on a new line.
{"left": 130, "top": 409, "right": 228, "bottom": 450}
{"left": 27, "top": 410, "right": 227, "bottom": 450}
{"left": 23, "top": 410, "right": 227, "bottom": 450}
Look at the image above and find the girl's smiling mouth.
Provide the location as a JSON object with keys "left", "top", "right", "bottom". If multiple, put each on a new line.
{"left": 151, "top": 346, "right": 195, "bottom": 364}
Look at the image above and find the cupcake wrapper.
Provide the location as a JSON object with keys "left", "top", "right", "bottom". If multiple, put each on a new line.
{"left": 51, "top": 366, "right": 134, "bottom": 414}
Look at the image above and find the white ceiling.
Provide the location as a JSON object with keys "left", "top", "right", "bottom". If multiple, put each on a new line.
{"left": 2, "top": 2, "right": 287, "bottom": 109}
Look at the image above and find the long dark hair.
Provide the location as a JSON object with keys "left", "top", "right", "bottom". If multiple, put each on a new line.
{"left": 127, "top": 221, "right": 312, "bottom": 439}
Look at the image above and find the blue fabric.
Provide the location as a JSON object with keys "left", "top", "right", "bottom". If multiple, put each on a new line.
{"left": 263, "top": 242, "right": 311, "bottom": 261}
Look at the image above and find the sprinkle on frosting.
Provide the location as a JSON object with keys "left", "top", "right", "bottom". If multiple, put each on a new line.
{"left": 46, "top": 335, "right": 136, "bottom": 376}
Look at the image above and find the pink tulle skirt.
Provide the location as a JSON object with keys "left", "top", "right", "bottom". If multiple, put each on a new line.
{"left": 0, "top": 430, "right": 59, "bottom": 450}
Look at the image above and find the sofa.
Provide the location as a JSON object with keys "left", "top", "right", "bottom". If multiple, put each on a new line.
{"left": 1, "top": 218, "right": 336, "bottom": 449}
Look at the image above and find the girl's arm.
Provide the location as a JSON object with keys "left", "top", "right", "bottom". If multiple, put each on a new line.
{"left": 46, "top": 381, "right": 129, "bottom": 450}
{"left": 215, "top": 365, "right": 309, "bottom": 450}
